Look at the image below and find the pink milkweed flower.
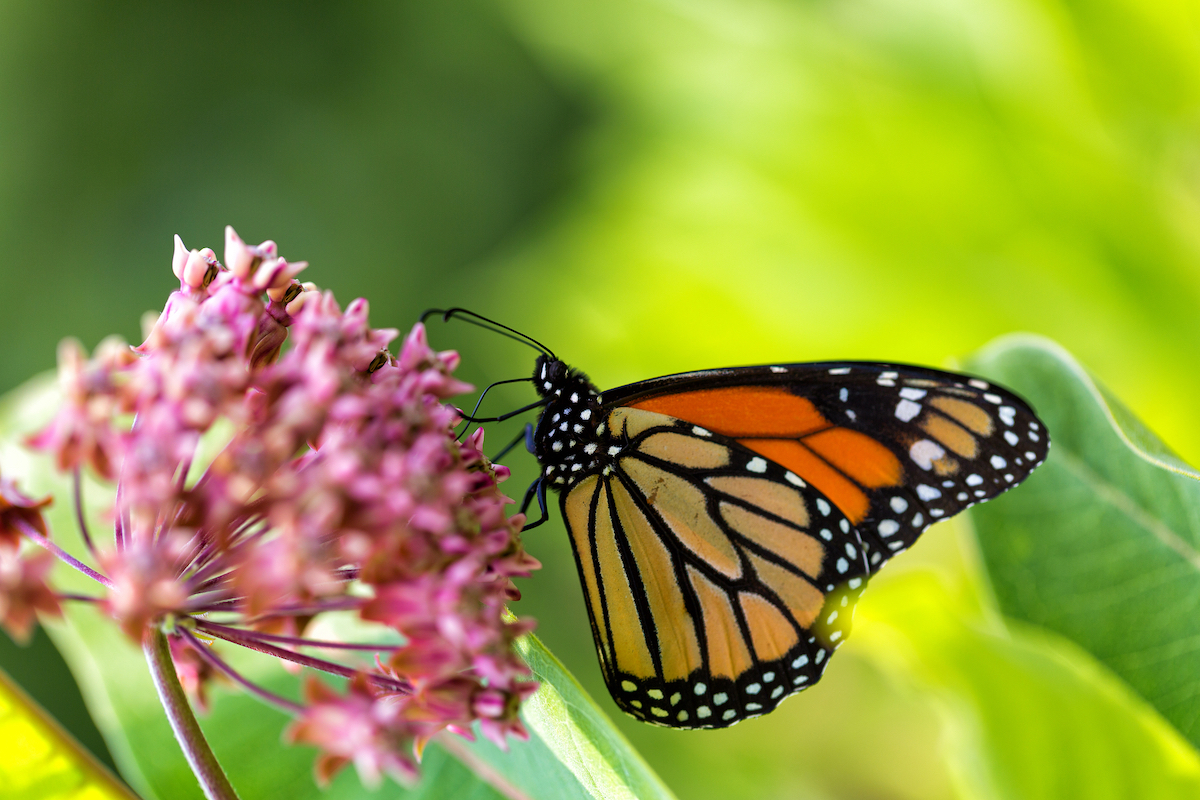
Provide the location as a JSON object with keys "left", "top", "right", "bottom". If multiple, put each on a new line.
{"left": 15, "top": 227, "right": 540, "bottom": 790}
{"left": 0, "top": 548, "right": 61, "bottom": 644}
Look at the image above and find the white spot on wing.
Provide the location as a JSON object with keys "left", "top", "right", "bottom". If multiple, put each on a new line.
{"left": 999, "top": 406, "right": 1016, "bottom": 426}
{"left": 890, "top": 496, "right": 908, "bottom": 513}
{"left": 785, "top": 472, "right": 806, "bottom": 487}
{"left": 899, "top": 387, "right": 927, "bottom": 400}
{"left": 909, "top": 440, "right": 946, "bottom": 470}
{"left": 895, "top": 399, "right": 922, "bottom": 422}
{"left": 747, "top": 457, "right": 768, "bottom": 473}
{"left": 816, "top": 498, "right": 831, "bottom": 516}
{"left": 829, "top": 367, "right": 851, "bottom": 375}
{"left": 770, "top": 366, "right": 787, "bottom": 373}
{"left": 878, "top": 520, "right": 900, "bottom": 537}
{"left": 916, "top": 484, "right": 941, "bottom": 501}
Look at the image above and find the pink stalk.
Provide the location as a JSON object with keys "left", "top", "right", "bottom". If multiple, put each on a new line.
{"left": 196, "top": 621, "right": 410, "bottom": 692}
{"left": 72, "top": 468, "right": 97, "bottom": 556}
{"left": 17, "top": 518, "right": 113, "bottom": 588}
{"left": 178, "top": 628, "right": 304, "bottom": 714}
{"left": 197, "top": 620, "right": 399, "bottom": 652}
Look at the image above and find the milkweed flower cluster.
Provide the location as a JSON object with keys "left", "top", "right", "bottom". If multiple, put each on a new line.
{"left": 6, "top": 227, "right": 540, "bottom": 788}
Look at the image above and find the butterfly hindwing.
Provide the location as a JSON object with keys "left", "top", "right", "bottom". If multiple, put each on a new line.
{"left": 604, "top": 361, "right": 1049, "bottom": 569}
{"left": 560, "top": 407, "right": 869, "bottom": 729}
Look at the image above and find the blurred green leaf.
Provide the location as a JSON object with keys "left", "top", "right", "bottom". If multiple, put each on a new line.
{"left": 966, "top": 335, "right": 1200, "bottom": 751}
{"left": 453, "top": 632, "right": 677, "bottom": 800}
{"left": 0, "top": 665, "right": 136, "bottom": 800}
{"left": 856, "top": 569, "right": 1200, "bottom": 800}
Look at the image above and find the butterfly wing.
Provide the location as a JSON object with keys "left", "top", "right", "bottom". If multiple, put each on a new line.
{"left": 600, "top": 361, "right": 1049, "bottom": 568}
{"left": 560, "top": 407, "right": 869, "bottom": 729}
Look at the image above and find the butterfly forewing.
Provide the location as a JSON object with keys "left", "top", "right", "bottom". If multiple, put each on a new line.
{"left": 560, "top": 408, "right": 869, "bottom": 729}
{"left": 605, "top": 362, "right": 1049, "bottom": 569}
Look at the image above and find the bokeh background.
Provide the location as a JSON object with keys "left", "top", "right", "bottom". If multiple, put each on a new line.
{"left": 2, "top": 1, "right": 1199, "bottom": 798}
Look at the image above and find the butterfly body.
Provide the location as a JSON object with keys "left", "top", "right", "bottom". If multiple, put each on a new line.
{"left": 528, "top": 355, "right": 1048, "bottom": 729}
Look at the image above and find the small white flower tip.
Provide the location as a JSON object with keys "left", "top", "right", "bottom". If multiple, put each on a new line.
{"left": 171, "top": 235, "right": 188, "bottom": 280}
{"left": 225, "top": 226, "right": 255, "bottom": 279}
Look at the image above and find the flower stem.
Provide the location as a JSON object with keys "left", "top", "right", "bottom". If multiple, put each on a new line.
{"left": 143, "top": 627, "right": 240, "bottom": 800}
{"left": 17, "top": 518, "right": 113, "bottom": 588}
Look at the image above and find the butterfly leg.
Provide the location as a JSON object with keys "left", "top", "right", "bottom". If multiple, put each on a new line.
{"left": 491, "top": 423, "right": 534, "bottom": 462}
{"left": 518, "top": 477, "right": 549, "bottom": 531}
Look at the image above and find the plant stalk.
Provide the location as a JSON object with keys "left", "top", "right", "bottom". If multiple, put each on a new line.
{"left": 143, "top": 627, "right": 240, "bottom": 800}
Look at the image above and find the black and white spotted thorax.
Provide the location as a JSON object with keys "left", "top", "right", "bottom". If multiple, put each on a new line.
{"left": 532, "top": 356, "right": 610, "bottom": 489}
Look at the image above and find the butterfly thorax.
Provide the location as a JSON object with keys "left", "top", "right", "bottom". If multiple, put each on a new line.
{"left": 532, "top": 356, "right": 607, "bottom": 490}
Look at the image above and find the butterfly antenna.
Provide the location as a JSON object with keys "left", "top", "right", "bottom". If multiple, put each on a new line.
{"left": 454, "top": 377, "right": 535, "bottom": 441}
{"left": 421, "top": 308, "right": 557, "bottom": 360}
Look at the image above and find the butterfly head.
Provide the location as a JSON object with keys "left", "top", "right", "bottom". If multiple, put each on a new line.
{"left": 531, "top": 356, "right": 605, "bottom": 489}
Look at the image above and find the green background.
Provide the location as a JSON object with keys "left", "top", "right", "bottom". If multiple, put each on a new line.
{"left": 2, "top": 1, "right": 1199, "bottom": 798}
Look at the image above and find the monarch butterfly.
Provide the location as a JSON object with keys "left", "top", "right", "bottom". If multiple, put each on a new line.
{"left": 430, "top": 311, "right": 1049, "bottom": 730}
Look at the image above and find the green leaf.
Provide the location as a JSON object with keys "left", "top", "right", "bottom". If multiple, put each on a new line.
{"left": 0, "top": 373, "right": 673, "bottom": 800}
{"left": 0, "top": 664, "right": 137, "bottom": 800}
{"left": 965, "top": 335, "right": 1200, "bottom": 751}
{"left": 854, "top": 568, "right": 1200, "bottom": 800}
{"left": 451, "top": 632, "right": 677, "bottom": 800}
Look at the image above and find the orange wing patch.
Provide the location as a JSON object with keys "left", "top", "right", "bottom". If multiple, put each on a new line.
{"left": 930, "top": 396, "right": 994, "bottom": 436}
{"left": 719, "top": 503, "right": 824, "bottom": 579}
{"left": 919, "top": 413, "right": 978, "bottom": 458}
{"left": 738, "top": 592, "right": 797, "bottom": 662}
{"left": 622, "top": 458, "right": 743, "bottom": 579}
{"left": 565, "top": 476, "right": 610, "bottom": 666}
{"left": 630, "top": 387, "right": 829, "bottom": 438}
{"left": 688, "top": 566, "right": 754, "bottom": 680}
{"left": 611, "top": 480, "right": 704, "bottom": 682}
{"left": 738, "top": 438, "right": 870, "bottom": 523}
{"left": 802, "top": 428, "right": 903, "bottom": 489}
{"left": 639, "top": 431, "right": 731, "bottom": 469}
{"left": 745, "top": 552, "right": 824, "bottom": 628}
{"left": 591, "top": 481, "right": 656, "bottom": 679}
{"left": 626, "top": 389, "right": 910, "bottom": 526}
{"left": 705, "top": 475, "right": 810, "bottom": 529}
